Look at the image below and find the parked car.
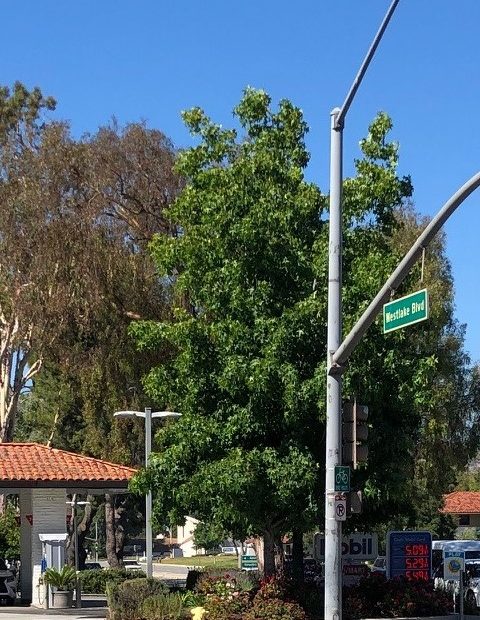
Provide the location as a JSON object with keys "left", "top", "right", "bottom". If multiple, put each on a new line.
{"left": 84, "top": 562, "right": 102, "bottom": 571}
{"left": 370, "top": 556, "right": 386, "bottom": 575}
{"left": 0, "top": 559, "right": 17, "bottom": 605}
{"left": 124, "top": 560, "right": 143, "bottom": 572}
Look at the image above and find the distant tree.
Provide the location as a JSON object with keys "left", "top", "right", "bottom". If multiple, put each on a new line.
{"left": 0, "top": 82, "right": 56, "bottom": 441}
{"left": 193, "top": 521, "right": 228, "bottom": 553}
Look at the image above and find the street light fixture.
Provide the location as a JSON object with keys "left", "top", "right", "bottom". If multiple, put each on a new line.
{"left": 113, "top": 408, "right": 182, "bottom": 578}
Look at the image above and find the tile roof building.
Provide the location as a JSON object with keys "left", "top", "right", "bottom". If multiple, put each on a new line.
{"left": 443, "top": 491, "right": 480, "bottom": 516}
{"left": 0, "top": 442, "right": 136, "bottom": 605}
{"left": 0, "top": 442, "right": 136, "bottom": 488}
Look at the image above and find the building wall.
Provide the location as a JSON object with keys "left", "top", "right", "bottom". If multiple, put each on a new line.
{"left": 177, "top": 516, "right": 205, "bottom": 557}
{"left": 19, "top": 488, "right": 67, "bottom": 605}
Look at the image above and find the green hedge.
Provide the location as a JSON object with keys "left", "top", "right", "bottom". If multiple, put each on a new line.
{"left": 80, "top": 568, "right": 146, "bottom": 594}
{"left": 106, "top": 578, "right": 170, "bottom": 620}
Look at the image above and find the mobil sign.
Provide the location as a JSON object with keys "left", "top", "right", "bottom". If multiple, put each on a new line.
{"left": 314, "top": 532, "right": 378, "bottom": 560}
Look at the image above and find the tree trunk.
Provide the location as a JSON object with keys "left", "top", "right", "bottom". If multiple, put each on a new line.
{"left": 257, "top": 530, "right": 275, "bottom": 577}
{"left": 66, "top": 495, "right": 98, "bottom": 569}
{"left": 274, "top": 534, "right": 285, "bottom": 573}
{"left": 292, "top": 529, "right": 305, "bottom": 588}
{"left": 105, "top": 494, "right": 123, "bottom": 568}
{"left": 105, "top": 494, "right": 127, "bottom": 568}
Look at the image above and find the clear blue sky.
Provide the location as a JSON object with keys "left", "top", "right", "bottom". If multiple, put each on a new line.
{"left": 2, "top": 1, "right": 479, "bottom": 360}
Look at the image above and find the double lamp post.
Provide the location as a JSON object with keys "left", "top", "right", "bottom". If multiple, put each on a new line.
{"left": 113, "top": 408, "right": 181, "bottom": 579}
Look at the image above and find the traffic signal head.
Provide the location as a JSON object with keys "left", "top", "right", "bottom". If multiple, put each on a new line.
{"left": 343, "top": 400, "right": 369, "bottom": 468}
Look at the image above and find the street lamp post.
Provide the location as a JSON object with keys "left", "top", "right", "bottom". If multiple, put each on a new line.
{"left": 113, "top": 408, "right": 182, "bottom": 579}
{"left": 324, "top": 3, "right": 399, "bottom": 620}
{"left": 66, "top": 497, "right": 89, "bottom": 609}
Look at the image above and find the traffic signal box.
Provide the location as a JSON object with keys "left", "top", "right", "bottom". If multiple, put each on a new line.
{"left": 343, "top": 400, "right": 369, "bottom": 469}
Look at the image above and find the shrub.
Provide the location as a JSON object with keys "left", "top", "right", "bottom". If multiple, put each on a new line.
{"left": 81, "top": 568, "right": 145, "bottom": 594}
{"left": 243, "top": 576, "right": 307, "bottom": 620}
{"left": 196, "top": 568, "right": 257, "bottom": 597}
{"left": 186, "top": 569, "right": 202, "bottom": 591}
{"left": 106, "top": 577, "right": 170, "bottom": 620}
{"left": 141, "top": 592, "right": 185, "bottom": 620}
{"left": 243, "top": 596, "right": 307, "bottom": 620}
{"left": 196, "top": 569, "right": 257, "bottom": 620}
{"left": 343, "top": 573, "right": 452, "bottom": 619}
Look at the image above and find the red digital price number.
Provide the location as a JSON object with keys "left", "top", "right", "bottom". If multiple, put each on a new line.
{"left": 405, "top": 544, "right": 429, "bottom": 556}
{"left": 404, "top": 544, "right": 430, "bottom": 580}
{"left": 406, "top": 557, "right": 429, "bottom": 569}
{"left": 405, "top": 570, "right": 430, "bottom": 581}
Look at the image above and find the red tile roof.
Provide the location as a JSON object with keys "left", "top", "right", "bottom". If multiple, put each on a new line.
{"left": 0, "top": 443, "right": 137, "bottom": 488}
{"left": 442, "top": 491, "right": 480, "bottom": 514}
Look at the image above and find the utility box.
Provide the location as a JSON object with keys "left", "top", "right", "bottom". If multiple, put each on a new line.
{"left": 39, "top": 533, "right": 68, "bottom": 608}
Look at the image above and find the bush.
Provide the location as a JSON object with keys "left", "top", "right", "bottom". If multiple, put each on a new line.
{"left": 106, "top": 577, "right": 170, "bottom": 620}
{"left": 243, "top": 596, "right": 307, "bottom": 620}
{"left": 196, "top": 569, "right": 257, "bottom": 620}
{"left": 196, "top": 568, "right": 257, "bottom": 597}
{"left": 343, "top": 573, "right": 453, "bottom": 619}
{"left": 243, "top": 576, "right": 307, "bottom": 620}
{"left": 81, "top": 568, "right": 146, "bottom": 593}
{"left": 141, "top": 592, "right": 185, "bottom": 620}
{"left": 186, "top": 569, "right": 202, "bottom": 591}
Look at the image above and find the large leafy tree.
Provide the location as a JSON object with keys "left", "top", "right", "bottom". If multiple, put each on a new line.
{"left": 133, "top": 89, "right": 479, "bottom": 574}
{"left": 132, "top": 88, "right": 325, "bottom": 574}
{"left": 3, "top": 83, "right": 181, "bottom": 563}
{"left": 0, "top": 81, "right": 179, "bottom": 442}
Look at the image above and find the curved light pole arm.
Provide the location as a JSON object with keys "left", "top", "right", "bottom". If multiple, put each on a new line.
{"left": 335, "top": 0, "right": 400, "bottom": 130}
{"left": 333, "top": 170, "right": 480, "bottom": 368}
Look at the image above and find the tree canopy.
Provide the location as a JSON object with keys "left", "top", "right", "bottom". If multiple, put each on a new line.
{"left": 132, "top": 89, "right": 480, "bottom": 572}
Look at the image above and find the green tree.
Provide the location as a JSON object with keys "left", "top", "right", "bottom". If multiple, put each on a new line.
{"left": 131, "top": 92, "right": 478, "bottom": 574}
{"left": 0, "top": 502, "right": 20, "bottom": 559}
{"left": 193, "top": 521, "right": 229, "bottom": 553}
{"left": 132, "top": 88, "right": 325, "bottom": 575}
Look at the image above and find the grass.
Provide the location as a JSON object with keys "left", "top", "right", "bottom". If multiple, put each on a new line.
{"left": 161, "top": 555, "right": 238, "bottom": 569}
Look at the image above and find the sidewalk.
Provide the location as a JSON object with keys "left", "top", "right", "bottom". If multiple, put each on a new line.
{"left": 0, "top": 611, "right": 106, "bottom": 619}
{"left": 0, "top": 598, "right": 107, "bottom": 619}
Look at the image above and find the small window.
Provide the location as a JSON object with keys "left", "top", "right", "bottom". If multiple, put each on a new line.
{"left": 459, "top": 514, "right": 471, "bottom": 526}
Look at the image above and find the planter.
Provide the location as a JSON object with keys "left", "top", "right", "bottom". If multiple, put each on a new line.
{"left": 52, "top": 589, "right": 74, "bottom": 608}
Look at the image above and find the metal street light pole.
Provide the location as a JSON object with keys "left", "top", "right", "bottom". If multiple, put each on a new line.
{"left": 114, "top": 409, "right": 182, "bottom": 579}
{"left": 324, "top": 3, "right": 399, "bottom": 620}
{"left": 145, "top": 407, "right": 153, "bottom": 580}
{"left": 66, "top": 498, "right": 89, "bottom": 609}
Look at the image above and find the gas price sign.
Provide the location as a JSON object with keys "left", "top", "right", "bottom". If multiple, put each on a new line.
{"left": 387, "top": 531, "right": 432, "bottom": 581}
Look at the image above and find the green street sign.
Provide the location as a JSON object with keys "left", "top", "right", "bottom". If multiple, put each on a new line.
{"left": 241, "top": 555, "right": 258, "bottom": 570}
{"left": 335, "top": 465, "right": 350, "bottom": 492}
{"left": 383, "top": 289, "right": 429, "bottom": 334}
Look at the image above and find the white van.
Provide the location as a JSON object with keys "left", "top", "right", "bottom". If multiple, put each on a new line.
{"left": 432, "top": 540, "right": 480, "bottom": 609}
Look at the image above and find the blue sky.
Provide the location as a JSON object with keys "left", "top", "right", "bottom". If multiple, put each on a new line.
{"left": 2, "top": 1, "right": 479, "bottom": 360}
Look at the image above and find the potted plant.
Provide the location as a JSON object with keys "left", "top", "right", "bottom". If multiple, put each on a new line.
{"left": 44, "top": 565, "right": 76, "bottom": 608}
